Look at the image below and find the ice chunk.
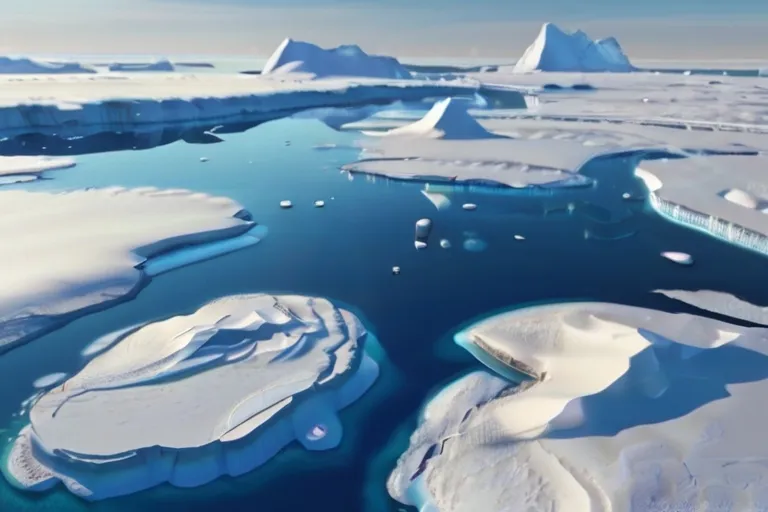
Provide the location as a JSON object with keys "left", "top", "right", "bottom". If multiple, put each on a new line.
{"left": 32, "top": 372, "right": 68, "bottom": 389}
{"left": 392, "top": 266, "right": 401, "bottom": 275}
{"left": 421, "top": 188, "right": 451, "bottom": 211}
{"left": 514, "top": 23, "right": 635, "bottom": 73}
{"left": 4, "top": 294, "right": 379, "bottom": 500}
{"left": 514, "top": 234, "right": 526, "bottom": 241}
{"left": 415, "top": 218, "right": 432, "bottom": 239}
{"left": 0, "top": 187, "right": 258, "bottom": 355}
{"left": 415, "top": 241, "right": 427, "bottom": 250}
{"left": 462, "top": 203, "right": 477, "bottom": 211}
{"left": 314, "top": 200, "right": 325, "bottom": 208}
{"left": 440, "top": 239, "right": 451, "bottom": 249}
{"left": 279, "top": 200, "right": 293, "bottom": 209}
{"left": 108, "top": 59, "right": 175, "bottom": 72}
{"left": 661, "top": 251, "right": 693, "bottom": 265}
{"left": 199, "top": 157, "right": 209, "bottom": 163}
{"left": 262, "top": 38, "right": 412, "bottom": 79}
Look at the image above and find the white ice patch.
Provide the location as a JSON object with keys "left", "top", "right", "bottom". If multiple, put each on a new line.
{"left": 0, "top": 156, "right": 76, "bottom": 183}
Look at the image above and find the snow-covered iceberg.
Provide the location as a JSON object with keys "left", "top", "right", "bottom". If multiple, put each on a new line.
{"left": 636, "top": 154, "right": 768, "bottom": 256}
{"left": 0, "top": 56, "right": 95, "bottom": 74}
{"left": 389, "top": 300, "right": 768, "bottom": 511}
{"left": 4, "top": 294, "right": 379, "bottom": 500}
{"left": 0, "top": 187, "right": 262, "bottom": 355}
{"left": 363, "top": 98, "right": 501, "bottom": 140}
{"left": 108, "top": 59, "right": 175, "bottom": 72}
{"left": 514, "top": 23, "right": 635, "bottom": 73}
{"left": 0, "top": 156, "right": 75, "bottom": 184}
{"left": 262, "top": 38, "right": 412, "bottom": 79}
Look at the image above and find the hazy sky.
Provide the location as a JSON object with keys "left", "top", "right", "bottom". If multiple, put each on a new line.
{"left": 0, "top": 0, "right": 766, "bottom": 59}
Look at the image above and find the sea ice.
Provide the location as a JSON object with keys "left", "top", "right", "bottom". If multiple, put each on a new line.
{"left": 0, "top": 156, "right": 76, "bottom": 182}
{"left": 0, "top": 187, "right": 258, "bottom": 354}
{"left": 513, "top": 23, "right": 635, "bottom": 73}
{"left": 439, "top": 239, "right": 451, "bottom": 249}
{"left": 462, "top": 203, "right": 477, "bottom": 211}
{"left": 280, "top": 200, "right": 293, "bottom": 208}
{"left": 389, "top": 300, "right": 768, "bottom": 511}
{"left": 108, "top": 59, "right": 175, "bottom": 72}
{"left": 0, "top": 56, "right": 95, "bottom": 74}
{"left": 655, "top": 289, "right": 768, "bottom": 326}
{"left": 262, "top": 38, "right": 412, "bottom": 79}
{"left": 314, "top": 200, "right": 325, "bottom": 207}
{"left": 661, "top": 251, "right": 694, "bottom": 265}
{"left": 3, "top": 294, "right": 379, "bottom": 500}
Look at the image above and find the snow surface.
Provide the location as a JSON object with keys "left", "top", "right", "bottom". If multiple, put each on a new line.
{"left": 513, "top": 23, "right": 635, "bottom": 73}
{"left": 0, "top": 73, "right": 482, "bottom": 137}
{"left": 0, "top": 187, "right": 259, "bottom": 354}
{"left": 390, "top": 300, "right": 768, "bottom": 511}
{"left": 4, "top": 294, "right": 379, "bottom": 500}
{"left": 655, "top": 289, "right": 768, "bottom": 326}
{"left": 637, "top": 155, "right": 768, "bottom": 255}
{"left": 0, "top": 57, "right": 95, "bottom": 74}
{"left": 0, "top": 156, "right": 75, "bottom": 182}
{"left": 262, "top": 38, "right": 412, "bottom": 79}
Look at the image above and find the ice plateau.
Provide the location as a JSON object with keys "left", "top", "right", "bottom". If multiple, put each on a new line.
{"left": 513, "top": 23, "right": 636, "bottom": 73}
{"left": 262, "top": 38, "right": 412, "bottom": 79}
{"left": 390, "top": 300, "right": 768, "bottom": 511}
{"left": 0, "top": 187, "right": 261, "bottom": 355}
{"left": 0, "top": 56, "right": 95, "bottom": 74}
{"left": 3, "top": 294, "right": 379, "bottom": 500}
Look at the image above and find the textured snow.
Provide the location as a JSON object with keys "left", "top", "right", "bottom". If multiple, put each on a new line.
{"left": 513, "top": 23, "right": 635, "bottom": 73}
{"left": 390, "top": 301, "right": 768, "bottom": 512}
{"left": 0, "top": 56, "right": 95, "bottom": 74}
{"left": 4, "top": 294, "right": 379, "bottom": 500}
{"left": 0, "top": 73, "right": 479, "bottom": 137}
{"left": 262, "top": 38, "right": 411, "bottom": 79}
{"left": 0, "top": 156, "right": 75, "bottom": 181}
{"left": 0, "top": 187, "right": 258, "bottom": 354}
{"left": 637, "top": 155, "right": 768, "bottom": 255}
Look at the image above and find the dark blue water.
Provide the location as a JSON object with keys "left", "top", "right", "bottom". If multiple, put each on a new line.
{"left": 2, "top": 116, "right": 768, "bottom": 511}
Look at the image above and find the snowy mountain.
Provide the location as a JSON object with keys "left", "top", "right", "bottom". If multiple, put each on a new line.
{"left": 262, "top": 39, "right": 412, "bottom": 79}
{"left": 514, "top": 23, "right": 635, "bottom": 73}
{"left": 0, "top": 56, "right": 96, "bottom": 74}
{"left": 366, "top": 98, "right": 498, "bottom": 140}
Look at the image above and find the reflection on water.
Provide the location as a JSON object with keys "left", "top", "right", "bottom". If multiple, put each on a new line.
{"left": 1, "top": 116, "right": 768, "bottom": 511}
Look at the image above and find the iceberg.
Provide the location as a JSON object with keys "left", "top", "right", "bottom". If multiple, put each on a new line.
{"left": 389, "top": 300, "right": 768, "bottom": 511}
{"left": 636, "top": 155, "right": 768, "bottom": 256}
{"left": 0, "top": 156, "right": 75, "bottom": 183}
{"left": 514, "top": 23, "right": 636, "bottom": 73}
{"left": 0, "top": 187, "right": 261, "bottom": 355}
{"left": 262, "top": 38, "right": 412, "bottom": 79}
{"left": 0, "top": 56, "right": 95, "bottom": 74}
{"left": 3, "top": 294, "right": 379, "bottom": 500}
{"left": 108, "top": 59, "right": 175, "bottom": 72}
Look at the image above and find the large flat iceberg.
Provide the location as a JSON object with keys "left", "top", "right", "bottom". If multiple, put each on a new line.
{"left": 0, "top": 187, "right": 261, "bottom": 354}
{"left": 514, "top": 23, "right": 635, "bottom": 73}
{"left": 0, "top": 56, "right": 95, "bottom": 75}
{"left": 0, "top": 156, "right": 76, "bottom": 184}
{"left": 3, "top": 294, "right": 379, "bottom": 500}
{"left": 262, "top": 38, "right": 412, "bottom": 79}
{"left": 389, "top": 300, "right": 768, "bottom": 511}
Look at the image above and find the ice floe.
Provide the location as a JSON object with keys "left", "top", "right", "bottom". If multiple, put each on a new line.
{"left": 262, "top": 38, "right": 411, "bottom": 79}
{"left": 513, "top": 23, "right": 635, "bottom": 73}
{"left": 0, "top": 156, "right": 76, "bottom": 183}
{"left": 0, "top": 56, "right": 95, "bottom": 74}
{"left": 0, "top": 187, "right": 259, "bottom": 354}
{"left": 389, "top": 300, "right": 768, "bottom": 511}
{"left": 637, "top": 155, "right": 768, "bottom": 255}
{"left": 108, "top": 59, "right": 175, "bottom": 72}
{"left": 655, "top": 289, "right": 768, "bottom": 326}
{"left": 3, "top": 294, "right": 379, "bottom": 500}
{"left": 661, "top": 251, "right": 694, "bottom": 265}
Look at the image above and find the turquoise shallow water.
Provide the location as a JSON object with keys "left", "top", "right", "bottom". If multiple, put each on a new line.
{"left": 2, "top": 115, "right": 768, "bottom": 511}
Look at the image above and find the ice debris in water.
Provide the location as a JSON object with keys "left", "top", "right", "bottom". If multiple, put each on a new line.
{"left": 415, "top": 241, "right": 427, "bottom": 250}
{"left": 662, "top": 251, "right": 693, "bottom": 265}
{"left": 392, "top": 266, "right": 401, "bottom": 275}
{"left": 199, "top": 157, "right": 209, "bottom": 162}
{"left": 280, "top": 200, "right": 293, "bottom": 209}
{"left": 462, "top": 203, "right": 477, "bottom": 211}
{"left": 440, "top": 239, "right": 451, "bottom": 249}
{"left": 514, "top": 235, "right": 526, "bottom": 241}
{"left": 314, "top": 200, "right": 325, "bottom": 208}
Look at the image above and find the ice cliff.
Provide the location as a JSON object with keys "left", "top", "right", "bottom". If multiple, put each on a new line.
{"left": 3, "top": 294, "right": 379, "bottom": 500}
{"left": 262, "top": 38, "right": 412, "bottom": 79}
{"left": 514, "top": 23, "right": 635, "bottom": 73}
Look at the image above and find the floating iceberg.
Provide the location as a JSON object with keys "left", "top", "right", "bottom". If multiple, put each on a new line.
{"left": 262, "top": 38, "right": 412, "bottom": 79}
{"left": 363, "top": 98, "right": 500, "bottom": 140}
{"left": 0, "top": 56, "right": 95, "bottom": 74}
{"left": 0, "top": 156, "right": 75, "bottom": 183}
{"left": 3, "top": 294, "right": 379, "bottom": 500}
{"left": 636, "top": 155, "right": 768, "bottom": 256}
{"left": 0, "top": 187, "right": 260, "bottom": 354}
{"left": 389, "top": 300, "right": 768, "bottom": 511}
{"left": 514, "top": 23, "right": 636, "bottom": 73}
{"left": 108, "top": 59, "right": 175, "bottom": 72}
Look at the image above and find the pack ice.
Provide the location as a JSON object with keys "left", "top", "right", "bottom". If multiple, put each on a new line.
{"left": 262, "top": 38, "right": 412, "bottom": 79}
{"left": 389, "top": 300, "right": 768, "bottom": 511}
{"left": 513, "top": 23, "right": 636, "bottom": 73}
{"left": 3, "top": 294, "right": 379, "bottom": 501}
{"left": 0, "top": 187, "right": 262, "bottom": 354}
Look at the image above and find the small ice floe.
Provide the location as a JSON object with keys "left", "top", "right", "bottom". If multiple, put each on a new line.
{"left": 440, "top": 239, "right": 451, "bottom": 249}
{"left": 306, "top": 424, "right": 328, "bottom": 441}
{"left": 314, "top": 200, "right": 325, "bottom": 208}
{"left": 415, "top": 241, "right": 427, "bottom": 250}
{"left": 199, "top": 157, "right": 209, "bottom": 162}
{"left": 661, "top": 251, "right": 693, "bottom": 265}
{"left": 279, "top": 200, "right": 293, "bottom": 209}
{"left": 683, "top": 70, "right": 692, "bottom": 76}
{"left": 392, "top": 266, "right": 401, "bottom": 275}
{"left": 463, "top": 238, "right": 488, "bottom": 252}
{"left": 462, "top": 203, "right": 477, "bottom": 211}
{"left": 32, "top": 373, "right": 68, "bottom": 390}
{"left": 514, "top": 235, "right": 525, "bottom": 241}
{"left": 622, "top": 192, "right": 631, "bottom": 199}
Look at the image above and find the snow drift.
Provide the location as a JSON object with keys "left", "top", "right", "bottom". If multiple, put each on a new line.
{"left": 514, "top": 23, "right": 635, "bottom": 73}
{"left": 0, "top": 56, "right": 95, "bottom": 74}
{"left": 262, "top": 38, "right": 412, "bottom": 79}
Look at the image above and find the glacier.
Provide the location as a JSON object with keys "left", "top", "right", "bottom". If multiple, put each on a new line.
{"left": 0, "top": 187, "right": 262, "bottom": 355}
{"left": 3, "top": 294, "right": 379, "bottom": 501}
{"left": 262, "top": 38, "right": 412, "bottom": 79}
{"left": 513, "top": 23, "right": 636, "bottom": 73}
{"left": 389, "top": 300, "right": 768, "bottom": 511}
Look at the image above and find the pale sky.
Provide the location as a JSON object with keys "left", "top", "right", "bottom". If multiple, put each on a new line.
{"left": 0, "top": 0, "right": 766, "bottom": 59}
